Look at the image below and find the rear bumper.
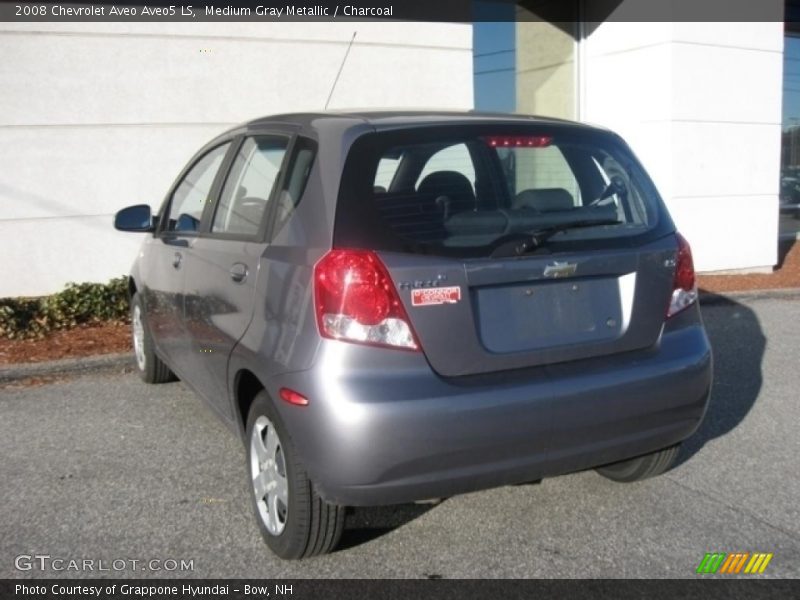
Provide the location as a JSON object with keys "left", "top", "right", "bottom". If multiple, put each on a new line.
{"left": 269, "top": 319, "right": 712, "bottom": 506}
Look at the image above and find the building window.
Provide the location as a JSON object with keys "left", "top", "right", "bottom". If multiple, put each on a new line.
{"left": 473, "top": 18, "right": 516, "bottom": 112}
{"left": 473, "top": 2, "right": 579, "bottom": 119}
{"left": 781, "top": 12, "right": 800, "bottom": 237}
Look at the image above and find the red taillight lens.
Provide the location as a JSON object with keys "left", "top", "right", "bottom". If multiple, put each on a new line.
{"left": 666, "top": 233, "right": 698, "bottom": 318}
{"left": 314, "top": 249, "right": 419, "bottom": 350}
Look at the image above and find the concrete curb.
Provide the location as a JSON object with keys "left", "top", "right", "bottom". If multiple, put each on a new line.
{"left": 0, "top": 353, "right": 134, "bottom": 384}
{"left": 1, "top": 287, "right": 798, "bottom": 383}
{"left": 700, "top": 287, "right": 800, "bottom": 305}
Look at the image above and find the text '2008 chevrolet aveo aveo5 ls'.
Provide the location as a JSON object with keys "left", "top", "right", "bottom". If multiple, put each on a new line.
{"left": 114, "top": 111, "right": 713, "bottom": 560}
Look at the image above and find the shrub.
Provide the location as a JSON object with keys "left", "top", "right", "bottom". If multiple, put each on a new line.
{"left": 0, "top": 277, "right": 130, "bottom": 340}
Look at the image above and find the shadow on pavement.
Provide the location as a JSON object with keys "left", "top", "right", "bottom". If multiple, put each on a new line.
{"left": 677, "top": 292, "right": 766, "bottom": 466}
{"left": 337, "top": 502, "right": 440, "bottom": 552}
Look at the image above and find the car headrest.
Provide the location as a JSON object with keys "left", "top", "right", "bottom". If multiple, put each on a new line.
{"left": 418, "top": 171, "right": 475, "bottom": 206}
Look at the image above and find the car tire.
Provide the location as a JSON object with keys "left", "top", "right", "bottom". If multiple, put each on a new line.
{"left": 595, "top": 443, "right": 681, "bottom": 483}
{"left": 246, "top": 391, "right": 344, "bottom": 559}
{"left": 131, "top": 292, "right": 175, "bottom": 384}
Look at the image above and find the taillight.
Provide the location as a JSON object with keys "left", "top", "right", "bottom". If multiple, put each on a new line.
{"left": 313, "top": 249, "right": 419, "bottom": 351}
{"left": 666, "top": 233, "right": 698, "bottom": 318}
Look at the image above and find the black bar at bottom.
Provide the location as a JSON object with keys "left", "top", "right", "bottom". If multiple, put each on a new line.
{"left": 1, "top": 579, "right": 798, "bottom": 600}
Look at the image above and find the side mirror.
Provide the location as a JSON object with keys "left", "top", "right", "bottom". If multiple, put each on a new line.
{"left": 175, "top": 213, "right": 200, "bottom": 232}
{"left": 114, "top": 204, "right": 154, "bottom": 232}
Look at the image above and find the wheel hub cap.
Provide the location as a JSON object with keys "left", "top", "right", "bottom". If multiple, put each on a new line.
{"left": 132, "top": 305, "right": 146, "bottom": 371}
{"left": 250, "top": 415, "right": 289, "bottom": 535}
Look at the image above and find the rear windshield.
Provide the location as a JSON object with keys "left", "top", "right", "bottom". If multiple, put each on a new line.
{"left": 335, "top": 125, "right": 667, "bottom": 257}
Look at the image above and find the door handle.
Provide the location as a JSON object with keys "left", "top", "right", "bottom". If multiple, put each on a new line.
{"left": 172, "top": 252, "right": 182, "bottom": 269}
{"left": 229, "top": 263, "right": 248, "bottom": 283}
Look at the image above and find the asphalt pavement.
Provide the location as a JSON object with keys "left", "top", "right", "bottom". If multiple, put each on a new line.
{"left": 1, "top": 294, "right": 798, "bottom": 578}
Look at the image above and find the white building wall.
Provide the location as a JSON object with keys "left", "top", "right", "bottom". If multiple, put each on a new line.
{"left": 0, "top": 22, "right": 473, "bottom": 297}
{"left": 582, "top": 21, "right": 784, "bottom": 273}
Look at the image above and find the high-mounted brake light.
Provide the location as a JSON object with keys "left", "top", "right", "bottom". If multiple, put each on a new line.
{"left": 666, "top": 233, "right": 698, "bottom": 318}
{"left": 483, "top": 135, "right": 552, "bottom": 148}
{"left": 314, "top": 249, "right": 419, "bottom": 351}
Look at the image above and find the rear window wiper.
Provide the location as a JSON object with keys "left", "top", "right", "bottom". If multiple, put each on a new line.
{"left": 490, "top": 218, "right": 623, "bottom": 258}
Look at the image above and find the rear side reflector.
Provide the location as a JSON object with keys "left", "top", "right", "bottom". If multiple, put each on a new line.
{"left": 314, "top": 249, "right": 419, "bottom": 351}
{"left": 666, "top": 233, "right": 698, "bottom": 318}
{"left": 483, "top": 135, "right": 552, "bottom": 148}
{"left": 279, "top": 387, "right": 308, "bottom": 406}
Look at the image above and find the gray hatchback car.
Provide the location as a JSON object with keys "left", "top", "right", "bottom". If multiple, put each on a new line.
{"left": 114, "top": 111, "right": 712, "bottom": 559}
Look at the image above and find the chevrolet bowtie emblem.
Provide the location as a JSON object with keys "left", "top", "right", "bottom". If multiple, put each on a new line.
{"left": 543, "top": 261, "right": 578, "bottom": 278}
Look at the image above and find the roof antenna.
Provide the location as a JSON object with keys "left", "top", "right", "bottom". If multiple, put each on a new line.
{"left": 324, "top": 31, "right": 357, "bottom": 110}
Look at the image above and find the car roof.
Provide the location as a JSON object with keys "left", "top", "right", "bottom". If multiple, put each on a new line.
{"left": 239, "top": 109, "right": 605, "bottom": 135}
{"left": 202, "top": 110, "right": 612, "bottom": 154}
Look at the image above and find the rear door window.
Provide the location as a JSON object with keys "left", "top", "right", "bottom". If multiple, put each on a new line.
{"left": 271, "top": 137, "right": 317, "bottom": 236}
{"left": 211, "top": 136, "right": 288, "bottom": 238}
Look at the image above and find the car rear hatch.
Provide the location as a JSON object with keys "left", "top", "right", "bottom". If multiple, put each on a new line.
{"left": 334, "top": 121, "right": 678, "bottom": 377}
{"left": 378, "top": 240, "right": 675, "bottom": 377}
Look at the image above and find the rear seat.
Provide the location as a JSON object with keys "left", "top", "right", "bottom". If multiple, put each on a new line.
{"left": 513, "top": 188, "right": 575, "bottom": 212}
{"left": 374, "top": 171, "right": 477, "bottom": 242}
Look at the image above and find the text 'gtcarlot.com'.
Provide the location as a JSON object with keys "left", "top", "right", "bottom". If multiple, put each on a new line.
{"left": 14, "top": 554, "right": 194, "bottom": 572}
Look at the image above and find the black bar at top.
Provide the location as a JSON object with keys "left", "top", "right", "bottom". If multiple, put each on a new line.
{"left": 0, "top": 0, "right": 787, "bottom": 23}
